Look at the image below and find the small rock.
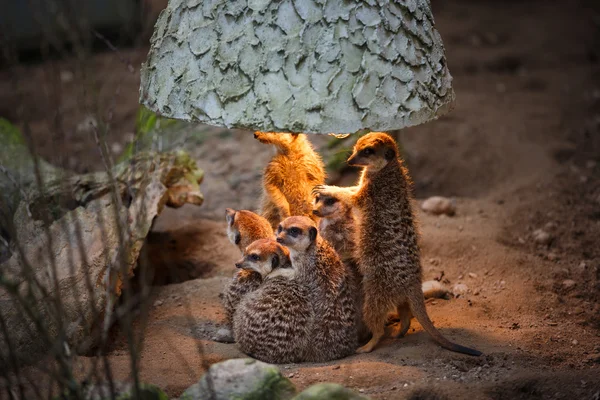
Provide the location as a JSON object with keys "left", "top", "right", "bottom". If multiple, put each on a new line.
{"left": 547, "top": 252, "right": 558, "bottom": 261}
{"left": 468, "top": 272, "right": 478, "bottom": 279}
{"left": 111, "top": 142, "right": 123, "bottom": 155}
{"left": 585, "top": 353, "right": 600, "bottom": 364}
{"left": 76, "top": 115, "right": 98, "bottom": 133}
{"left": 452, "top": 283, "right": 469, "bottom": 297}
{"left": 60, "top": 70, "right": 74, "bottom": 83}
{"left": 421, "top": 196, "right": 456, "bottom": 216}
{"left": 517, "top": 237, "right": 526, "bottom": 244}
{"left": 294, "top": 383, "right": 368, "bottom": 399}
{"left": 544, "top": 221, "right": 557, "bottom": 231}
{"left": 153, "top": 300, "right": 163, "bottom": 307}
{"left": 572, "top": 339, "right": 579, "bottom": 345}
{"left": 562, "top": 279, "right": 576, "bottom": 290}
{"left": 213, "top": 328, "right": 234, "bottom": 343}
{"left": 332, "top": 365, "right": 341, "bottom": 370}
{"left": 532, "top": 229, "right": 552, "bottom": 245}
{"left": 288, "top": 373, "right": 295, "bottom": 378}
{"left": 578, "top": 261, "right": 587, "bottom": 270}
{"left": 180, "top": 359, "right": 296, "bottom": 400}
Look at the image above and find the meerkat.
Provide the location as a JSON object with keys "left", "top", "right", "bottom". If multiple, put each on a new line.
{"left": 233, "top": 239, "right": 312, "bottom": 363}
{"left": 313, "top": 194, "right": 451, "bottom": 343}
{"left": 254, "top": 132, "right": 326, "bottom": 230}
{"left": 276, "top": 216, "right": 357, "bottom": 361}
{"left": 222, "top": 208, "right": 274, "bottom": 326}
{"left": 313, "top": 132, "right": 481, "bottom": 356}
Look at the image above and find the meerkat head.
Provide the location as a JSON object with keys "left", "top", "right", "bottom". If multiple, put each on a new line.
{"left": 253, "top": 131, "right": 299, "bottom": 146}
{"left": 276, "top": 216, "right": 318, "bottom": 252}
{"left": 347, "top": 132, "right": 398, "bottom": 171}
{"left": 313, "top": 193, "right": 343, "bottom": 218}
{"left": 234, "top": 239, "right": 292, "bottom": 279}
{"left": 225, "top": 208, "right": 274, "bottom": 253}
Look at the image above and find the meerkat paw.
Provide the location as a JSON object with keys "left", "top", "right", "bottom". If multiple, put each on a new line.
{"left": 355, "top": 333, "right": 382, "bottom": 354}
{"left": 356, "top": 341, "right": 377, "bottom": 354}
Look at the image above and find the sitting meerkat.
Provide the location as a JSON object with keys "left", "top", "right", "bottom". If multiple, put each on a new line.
{"left": 222, "top": 208, "right": 274, "bottom": 326}
{"left": 276, "top": 216, "right": 357, "bottom": 361}
{"left": 254, "top": 132, "right": 326, "bottom": 230}
{"left": 233, "top": 239, "right": 312, "bottom": 363}
{"left": 313, "top": 132, "right": 481, "bottom": 356}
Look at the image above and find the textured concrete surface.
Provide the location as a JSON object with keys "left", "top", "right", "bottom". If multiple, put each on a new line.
{"left": 140, "top": 0, "right": 455, "bottom": 134}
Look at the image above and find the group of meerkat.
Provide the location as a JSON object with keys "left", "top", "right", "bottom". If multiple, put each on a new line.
{"left": 222, "top": 131, "right": 481, "bottom": 363}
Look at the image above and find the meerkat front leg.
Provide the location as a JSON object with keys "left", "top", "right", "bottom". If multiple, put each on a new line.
{"left": 312, "top": 185, "right": 357, "bottom": 206}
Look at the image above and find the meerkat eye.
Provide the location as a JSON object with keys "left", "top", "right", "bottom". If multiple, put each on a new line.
{"left": 289, "top": 227, "right": 301, "bottom": 237}
{"left": 324, "top": 198, "right": 336, "bottom": 206}
{"left": 361, "top": 147, "right": 374, "bottom": 156}
{"left": 249, "top": 254, "right": 260, "bottom": 261}
{"left": 234, "top": 233, "right": 241, "bottom": 245}
{"left": 277, "top": 225, "right": 283, "bottom": 233}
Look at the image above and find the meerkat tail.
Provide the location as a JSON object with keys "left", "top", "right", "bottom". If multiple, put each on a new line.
{"left": 407, "top": 284, "right": 482, "bottom": 356}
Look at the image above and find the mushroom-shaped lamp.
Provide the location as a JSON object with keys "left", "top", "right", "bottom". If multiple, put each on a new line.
{"left": 140, "top": 0, "right": 454, "bottom": 134}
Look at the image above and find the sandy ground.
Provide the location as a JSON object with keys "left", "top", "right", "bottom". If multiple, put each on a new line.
{"left": 2, "top": 0, "right": 600, "bottom": 398}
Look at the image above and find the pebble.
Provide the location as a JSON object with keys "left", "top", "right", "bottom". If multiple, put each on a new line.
{"left": 468, "top": 272, "right": 478, "bottom": 278}
{"left": 111, "top": 142, "right": 123, "bottom": 154}
{"left": 562, "top": 279, "right": 576, "bottom": 290}
{"left": 60, "top": 70, "right": 74, "bottom": 83}
{"left": 578, "top": 261, "right": 587, "bottom": 270}
{"left": 421, "top": 196, "right": 456, "bottom": 216}
{"left": 547, "top": 252, "right": 558, "bottom": 261}
{"left": 452, "top": 283, "right": 469, "bottom": 297}
{"left": 154, "top": 300, "right": 163, "bottom": 307}
{"left": 544, "top": 221, "right": 557, "bottom": 231}
{"left": 572, "top": 339, "right": 579, "bottom": 345}
{"left": 213, "top": 328, "right": 234, "bottom": 343}
{"left": 532, "top": 229, "right": 552, "bottom": 245}
{"left": 287, "top": 373, "right": 295, "bottom": 378}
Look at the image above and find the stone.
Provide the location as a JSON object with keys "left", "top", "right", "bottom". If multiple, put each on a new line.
{"left": 179, "top": 359, "right": 296, "bottom": 400}
{"left": 140, "top": 1, "right": 454, "bottom": 134}
{"left": 421, "top": 196, "right": 456, "bottom": 216}
{"left": 81, "top": 382, "right": 168, "bottom": 400}
{"left": 213, "top": 328, "right": 235, "bottom": 343}
{"left": 452, "top": 283, "right": 469, "bottom": 297}
{"left": 532, "top": 229, "right": 552, "bottom": 245}
{"left": 292, "top": 383, "right": 369, "bottom": 400}
{"left": 562, "top": 280, "right": 577, "bottom": 290}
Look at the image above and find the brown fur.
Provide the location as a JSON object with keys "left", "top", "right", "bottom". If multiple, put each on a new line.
{"left": 233, "top": 239, "right": 312, "bottom": 363}
{"left": 255, "top": 132, "right": 326, "bottom": 230}
{"left": 313, "top": 194, "right": 369, "bottom": 344}
{"left": 313, "top": 132, "right": 481, "bottom": 356}
{"left": 277, "top": 216, "right": 357, "bottom": 361}
{"left": 222, "top": 209, "right": 274, "bottom": 326}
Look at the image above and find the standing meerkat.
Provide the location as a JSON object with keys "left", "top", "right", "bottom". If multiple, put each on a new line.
{"left": 233, "top": 239, "right": 312, "bottom": 363}
{"left": 276, "top": 216, "right": 357, "bottom": 361}
{"left": 313, "top": 194, "right": 451, "bottom": 344}
{"left": 222, "top": 208, "right": 274, "bottom": 326}
{"left": 255, "top": 132, "right": 326, "bottom": 230}
{"left": 313, "top": 132, "right": 481, "bottom": 356}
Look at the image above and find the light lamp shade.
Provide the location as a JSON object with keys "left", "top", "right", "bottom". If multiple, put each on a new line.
{"left": 139, "top": 0, "right": 454, "bottom": 134}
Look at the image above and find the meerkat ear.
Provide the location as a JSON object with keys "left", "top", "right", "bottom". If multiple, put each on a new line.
{"left": 271, "top": 254, "right": 280, "bottom": 270}
{"left": 385, "top": 148, "right": 396, "bottom": 161}
{"left": 308, "top": 226, "right": 318, "bottom": 242}
{"left": 225, "top": 208, "right": 236, "bottom": 226}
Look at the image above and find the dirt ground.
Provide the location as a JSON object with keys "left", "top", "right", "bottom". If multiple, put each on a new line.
{"left": 2, "top": 0, "right": 600, "bottom": 398}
